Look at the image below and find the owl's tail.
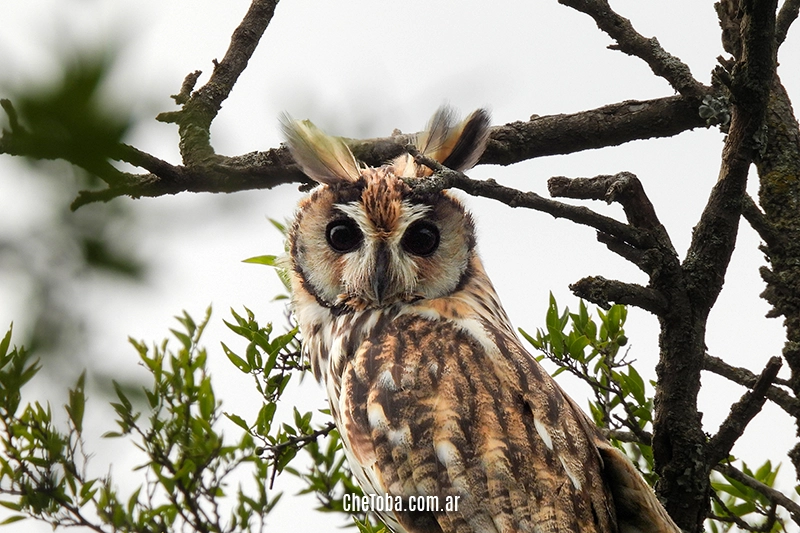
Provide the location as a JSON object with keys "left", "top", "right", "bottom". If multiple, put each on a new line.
{"left": 597, "top": 442, "right": 683, "bottom": 533}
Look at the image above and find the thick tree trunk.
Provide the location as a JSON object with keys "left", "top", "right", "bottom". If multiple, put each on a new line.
{"left": 754, "top": 76, "right": 800, "bottom": 478}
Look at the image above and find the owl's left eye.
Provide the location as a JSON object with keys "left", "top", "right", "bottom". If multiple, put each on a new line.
{"left": 326, "top": 219, "right": 363, "bottom": 253}
{"left": 402, "top": 221, "right": 440, "bottom": 257}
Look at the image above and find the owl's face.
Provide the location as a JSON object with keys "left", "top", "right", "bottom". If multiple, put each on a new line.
{"left": 283, "top": 108, "right": 490, "bottom": 311}
{"left": 290, "top": 170, "right": 476, "bottom": 310}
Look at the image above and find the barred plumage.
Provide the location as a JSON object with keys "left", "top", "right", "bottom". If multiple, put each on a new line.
{"left": 282, "top": 108, "right": 679, "bottom": 533}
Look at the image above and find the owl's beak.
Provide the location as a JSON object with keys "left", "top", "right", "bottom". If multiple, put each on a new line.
{"left": 372, "top": 244, "right": 390, "bottom": 305}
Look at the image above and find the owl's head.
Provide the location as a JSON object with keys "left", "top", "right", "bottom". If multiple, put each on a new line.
{"left": 283, "top": 107, "right": 491, "bottom": 311}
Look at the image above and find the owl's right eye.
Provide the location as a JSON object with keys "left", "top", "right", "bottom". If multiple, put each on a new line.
{"left": 325, "top": 219, "right": 363, "bottom": 253}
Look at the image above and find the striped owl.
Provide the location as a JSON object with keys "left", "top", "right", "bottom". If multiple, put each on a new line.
{"left": 282, "top": 108, "right": 680, "bottom": 533}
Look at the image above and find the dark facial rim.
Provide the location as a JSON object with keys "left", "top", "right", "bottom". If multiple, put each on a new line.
{"left": 401, "top": 220, "right": 440, "bottom": 257}
{"left": 325, "top": 217, "right": 363, "bottom": 253}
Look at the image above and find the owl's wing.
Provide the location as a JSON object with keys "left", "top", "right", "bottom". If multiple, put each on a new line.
{"left": 339, "top": 312, "right": 619, "bottom": 533}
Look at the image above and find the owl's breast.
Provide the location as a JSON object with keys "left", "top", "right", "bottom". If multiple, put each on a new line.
{"left": 294, "top": 287, "right": 390, "bottom": 410}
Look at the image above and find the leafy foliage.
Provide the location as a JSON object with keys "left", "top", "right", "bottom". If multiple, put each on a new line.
{"left": 0, "top": 307, "right": 320, "bottom": 532}
{"left": 711, "top": 461, "right": 786, "bottom": 533}
{"left": 6, "top": 52, "right": 131, "bottom": 179}
{"left": 0, "top": 297, "right": 791, "bottom": 532}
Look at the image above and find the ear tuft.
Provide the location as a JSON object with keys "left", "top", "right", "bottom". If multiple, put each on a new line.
{"left": 280, "top": 114, "right": 361, "bottom": 185}
{"left": 416, "top": 107, "right": 491, "bottom": 173}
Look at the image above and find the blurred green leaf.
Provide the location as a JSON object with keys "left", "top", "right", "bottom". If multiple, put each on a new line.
{"left": 9, "top": 51, "right": 131, "bottom": 180}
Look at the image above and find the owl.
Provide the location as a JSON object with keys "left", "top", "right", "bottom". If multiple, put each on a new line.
{"left": 282, "top": 108, "right": 680, "bottom": 533}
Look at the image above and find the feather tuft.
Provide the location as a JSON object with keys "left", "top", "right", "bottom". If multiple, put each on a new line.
{"left": 280, "top": 114, "right": 361, "bottom": 185}
{"left": 413, "top": 106, "right": 491, "bottom": 175}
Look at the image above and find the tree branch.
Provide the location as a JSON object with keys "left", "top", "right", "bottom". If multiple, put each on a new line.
{"left": 707, "top": 356, "right": 782, "bottom": 465}
{"left": 558, "top": 0, "right": 708, "bottom": 98}
{"left": 548, "top": 173, "right": 656, "bottom": 228}
{"left": 548, "top": 171, "right": 680, "bottom": 277}
{"left": 480, "top": 95, "right": 709, "bottom": 166}
{"left": 714, "top": 463, "right": 800, "bottom": 525}
{"left": 410, "top": 153, "right": 651, "bottom": 249}
{"left": 70, "top": 148, "right": 310, "bottom": 210}
{"left": 776, "top": 0, "right": 800, "bottom": 45}
{"left": 569, "top": 276, "right": 668, "bottom": 314}
{"left": 604, "top": 428, "right": 653, "bottom": 446}
{"left": 741, "top": 193, "right": 783, "bottom": 249}
{"left": 703, "top": 353, "right": 800, "bottom": 416}
{"left": 3, "top": 86, "right": 710, "bottom": 209}
{"left": 156, "top": 0, "right": 280, "bottom": 164}
{"left": 709, "top": 490, "right": 771, "bottom": 532}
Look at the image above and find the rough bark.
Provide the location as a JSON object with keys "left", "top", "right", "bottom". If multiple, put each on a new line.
{"left": 754, "top": 77, "right": 800, "bottom": 478}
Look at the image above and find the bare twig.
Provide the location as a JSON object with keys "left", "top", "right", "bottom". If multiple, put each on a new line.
{"left": 546, "top": 173, "right": 682, "bottom": 282}
{"left": 707, "top": 356, "right": 782, "bottom": 465}
{"left": 703, "top": 353, "right": 800, "bottom": 416}
{"left": 715, "top": 463, "right": 800, "bottom": 525}
{"left": 558, "top": 0, "right": 708, "bottom": 98}
{"left": 111, "top": 144, "right": 183, "bottom": 181}
{"left": 548, "top": 173, "right": 660, "bottom": 230}
{"left": 172, "top": 70, "right": 202, "bottom": 106}
{"left": 263, "top": 422, "right": 337, "bottom": 489}
{"left": 604, "top": 429, "right": 653, "bottom": 446}
{"left": 709, "top": 490, "right": 767, "bottom": 532}
{"left": 594, "top": 232, "right": 651, "bottom": 271}
{"left": 548, "top": 172, "right": 677, "bottom": 259}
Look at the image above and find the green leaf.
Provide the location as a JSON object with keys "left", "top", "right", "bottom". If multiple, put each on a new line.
{"left": 66, "top": 372, "right": 86, "bottom": 433}
{"left": 754, "top": 460, "right": 779, "bottom": 486}
{"left": 245, "top": 342, "right": 262, "bottom": 371}
{"left": 0, "top": 501, "right": 22, "bottom": 512}
{"left": 0, "top": 325, "right": 11, "bottom": 360}
{"left": 605, "top": 304, "right": 626, "bottom": 337}
{"left": 243, "top": 255, "right": 279, "bottom": 266}
{"left": 518, "top": 327, "right": 540, "bottom": 348}
{"left": 225, "top": 412, "right": 250, "bottom": 432}
{"left": 256, "top": 403, "right": 277, "bottom": 435}
{"left": 567, "top": 335, "right": 591, "bottom": 360}
{"left": 170, "top": 328, "right": 192, "bottom": 351}
{"left": 269, "top": 218, "right": 288, "bottom": 235}
{"left": 199, "top": 378, "right": 215, "bottom": 420}
{"left": 176, "top": 311, "right": 197, "bottom": 337}
{"left": 112, "top": 381, "right": 133, "bottom": 412}
{"left": 127, "top": 486, "right": 141, "bottom": 516}
{"left": 0, "top": 515, "right": 27, "bottom": 525}
{"left": 624, "top": 367, "right": 647, "bottom": 404}
{"left": 222, "top": 342, "right": 251, "bottom": 373}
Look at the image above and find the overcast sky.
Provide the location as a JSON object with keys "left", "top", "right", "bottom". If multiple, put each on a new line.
{"left": 1, "top": 1, "right": 799, "bottom": 532}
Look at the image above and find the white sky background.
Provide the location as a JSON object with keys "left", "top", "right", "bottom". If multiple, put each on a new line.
{"left": 1, "top": 0, "right": 799, "bottom": 532}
